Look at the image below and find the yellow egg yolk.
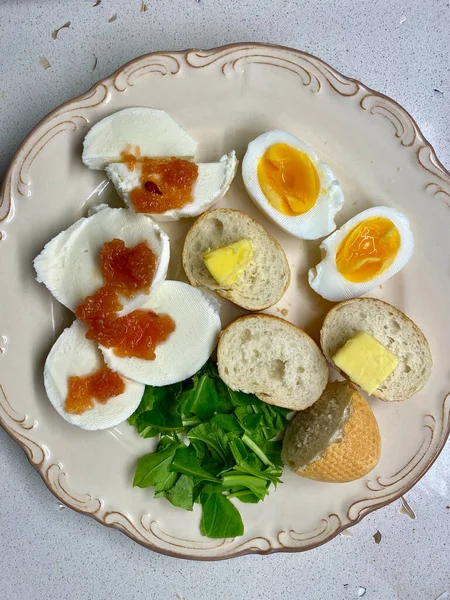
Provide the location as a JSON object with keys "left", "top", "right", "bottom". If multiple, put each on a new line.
{"left": 336, "top": 217, "right": 401, "bottom": 283}
{"left": 257, "top": 143, "right": 320, "bottom": 216}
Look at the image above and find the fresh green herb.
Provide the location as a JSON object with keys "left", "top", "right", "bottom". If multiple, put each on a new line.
{"left": 200, "top": 493, "right": 244, "bottom": 538}
{"left": 133, "top": 437, "right": 180, "bottom": 491}
{"left": 155, "top": 474, "right": 194, "bottom": 511}
{"left": 170, "top": 445, "right": 220, "bottom": 483}
{"left": 129, "top": 360, "right": 288, "bottom": 539}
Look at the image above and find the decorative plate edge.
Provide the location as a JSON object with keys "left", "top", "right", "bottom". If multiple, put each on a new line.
{"left": 1, "top": 43, "right": 449, "bottom": 559}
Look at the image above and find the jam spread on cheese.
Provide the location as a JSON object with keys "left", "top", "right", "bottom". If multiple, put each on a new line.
{"left": 75, "top": 238, "right": 175, "bottom": 360}
{"left": 65, "top": 366, "right": 125, "bottom": 415}
{"left": 121, "top": 151, "right": 198, "bottom": 214}
{"left": 101, "top": 238, "right": 156, "bottom": 297}
{"left": 77, "top": 289, "right": 175, "bottom": 361}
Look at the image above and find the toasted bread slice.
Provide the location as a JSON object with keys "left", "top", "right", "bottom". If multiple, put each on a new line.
{"left": 217, "top": 314, "right": 328, "bottom": 410}
{"left": 282, "top": 381, "right": 381, "bottom": 483}
{"left": 320, "top": 298, "right": 432, "bottom": 402}
{"left": 182, "top": 208, "right": 290, "bottom": 310}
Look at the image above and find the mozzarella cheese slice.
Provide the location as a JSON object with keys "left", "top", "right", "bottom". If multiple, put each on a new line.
{"left": 82, "top": 108, "right": 198, "bottom": 170}
{"left": 44, "top": 320, "right": 145, "bottom": 430}
{"left": 101, "top": 281, "right": 221, "bottom": 386}
{"left": 34, "top": 206, "right": 169, "bottom": 315}
{"left": 106, "top": 151, "right": 238, "bottom": 221}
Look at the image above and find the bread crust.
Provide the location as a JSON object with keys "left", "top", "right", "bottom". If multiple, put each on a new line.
{"left": 296, "top": 387, "right": 381, "bottom": 483}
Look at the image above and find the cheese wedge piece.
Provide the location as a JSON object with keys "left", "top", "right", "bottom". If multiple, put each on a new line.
{"left": 34, "top": 206, "right": 169, "bottom": 315}
{"left": 101, "top": 281, "right": 221, "bottom": 386}
{"left": 44, "top": 320, "right": 144, "bottom": 430}
{"left": 106, "top": 152, "right": 238, "bottom": 221}
{"left": 82, "top": 107, "right": 198, "bottom": 170}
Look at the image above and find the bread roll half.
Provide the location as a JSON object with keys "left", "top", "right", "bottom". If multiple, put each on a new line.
{"left": 282, "top": 381, "right": 381, "bottom": 483}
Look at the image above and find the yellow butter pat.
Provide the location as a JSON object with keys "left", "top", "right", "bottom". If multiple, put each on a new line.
{"left": 332, "top": 331, "right": 398, "bottom": 395}
{"left": 202, "top": 239, "right": 254, "bottom": 286}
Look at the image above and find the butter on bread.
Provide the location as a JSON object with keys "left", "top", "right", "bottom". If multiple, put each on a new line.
{"left": 202, "top": 239, "right": 254, "bottom": 287}
{"left": 182, "top": 209, "right": 290, "bottom": 311}
{"left": 321, "top": 298, "right": 432, "bottom": 402}
{"left": 332, "top": 331, "right": 398, "bottom": 395}
{"left": 282, "top": 381, "right": 381, "bottom": 483}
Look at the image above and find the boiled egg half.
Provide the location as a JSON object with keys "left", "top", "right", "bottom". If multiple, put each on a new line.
{"left": 101, "top": 281, "right": 221, "bottom": 386}
{"left": 242, "top": 131, "right": 344, "bottom": 240}
{"left": 308, "top": 206, "right": 414, "bottom": 301}
{"left": 106, "top": 151, "right": 238, "bottom": 221}
{"left": 44, "top": 320, "right": 145, "bottom": 430}
{"left": 34, "top": 206, "right": 169, "bottom": 315}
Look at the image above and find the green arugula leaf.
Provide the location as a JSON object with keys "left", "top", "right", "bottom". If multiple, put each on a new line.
{"left": 226, "top": 489, "right": 260, "bottom": 504}
{"left": 199, "top": 482, "right": 224, "bottom": 495}
{"left": 187, "top": 422, "right": 232, "bottom": 466}
{"left": 133, "top": 439, "right": 180, "bottom": 491}
{"left": 127, "top": 386, "right": 156, "bottom": 427}
{"left": 227, "top": 388, "right": 257, "bottom": 406}
{"left": 155, "top": 474, "right": 194, "bottom": 511}
{"left": 200, "top": 493, "right": 244, "bottom": 538}
{"left": 211, "top": 413, "right": 243, "bottom": 433}
{"left": 135, "top": 385, "right": 184, "bottom": 434}
{"left": 170, "top": 445, "right": 220, "bottom": 483}
{"left": 242, "top": 413, "right": 264, "bottom": 430}
{"left": 179, "top": 372, "right": 220, "bottom": 420}
{"left": 213, "top": 378, "right": 235, "bottom": 413}
{"left": 129, "top": 359, "right": 290, "bottom": 541}
{"left": 222, "top": 472, "right": 269, "bottom": 500}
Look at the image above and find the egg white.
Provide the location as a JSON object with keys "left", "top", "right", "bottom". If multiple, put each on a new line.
{"left": 242, "top": 130, "right": 344, "bottom": 240}
{"left": 44, "top": 320, "right": 145, "bottom": 430}
{"left": 308, "top": 206, "right": 414, "bottom": 302}
{"left": 106, "top": 151, "right": 238, "bottom": 221}
{"left": 34, "top": 206, "right": 170, "bottom": 316}
{"left": 101, "top": 281, "right": 221, "bottom": 386}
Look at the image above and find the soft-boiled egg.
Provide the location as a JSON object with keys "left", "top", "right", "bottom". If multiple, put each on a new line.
{"left": 82, "top": 108, "right": 198, "bottom": 170}
{"left": 308, "top": 206, "right": 414, "bottom": 301}
{"left": 106, "top": 151, "right": 238, "bottom": 221}
{"left": 242, "top": 131, "right": 344, "bottom": 240}
{"left": 101, "top": 281, "right": 221, "bottom": 386}
{"left": 34, "top": 206, "right": 169, "bottom": 315}
{"left": 44, "top": 320, "right": 145, "bottom": 430}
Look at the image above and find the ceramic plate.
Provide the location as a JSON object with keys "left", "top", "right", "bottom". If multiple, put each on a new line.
{"left": 1, "top": 44, "right": 449, "bottom": 559}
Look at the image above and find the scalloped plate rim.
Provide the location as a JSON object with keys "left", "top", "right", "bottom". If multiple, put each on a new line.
{"left": 1, "top": 42, "right": 449, "bottom": 560}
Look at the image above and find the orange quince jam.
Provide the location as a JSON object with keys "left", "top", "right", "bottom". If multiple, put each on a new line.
{"left": 100, "top": 238, "right": 156, "bottom": 297}
{"left": 121, "top": 151, "right": 198, "bottom": 214}
{"left": 65, "top": 366, "right": 125, "bottom": 415}
{"left": 74, "top": 239, "right": 175, "bottom": 360}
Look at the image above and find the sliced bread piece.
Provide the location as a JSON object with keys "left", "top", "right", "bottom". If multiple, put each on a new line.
{"left": 182, "top": 208, "right": 290, "bottom": 310}
{"left": 282, "top": 381, "right": 381, "bottom": 483}
{"left": 320, "top": 298, "right": 432, "bottom": 402}
{"left": 217, "top": 314, "right": 328, "bottom": 410}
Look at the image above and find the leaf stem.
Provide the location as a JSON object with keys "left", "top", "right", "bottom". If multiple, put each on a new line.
{"left": 241, "top": 434, "right": 273, "bottom": 466}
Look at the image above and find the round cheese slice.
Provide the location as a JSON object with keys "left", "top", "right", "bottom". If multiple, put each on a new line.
{"left": 44, "top": 320, "right": 145, "bottom": 430}
{"left": 101, "top": 281, "right": 221, "bottom": 386}
{"left": 106, "top": 151, "right": 238, "bottom": 221}
{"left": 82, "top": 107, "right": 198, "bottom": 170}
{"left": 34, "top": 206, "right": 169, "bottom": 315}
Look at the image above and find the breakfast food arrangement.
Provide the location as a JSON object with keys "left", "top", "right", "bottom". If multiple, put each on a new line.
{"left": 32, "top": 106, "right": 433, "bottom": 540}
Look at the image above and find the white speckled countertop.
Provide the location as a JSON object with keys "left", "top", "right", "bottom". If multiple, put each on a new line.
{"left": 0, "top": 2, "right": 449, "bottom": 599}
